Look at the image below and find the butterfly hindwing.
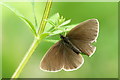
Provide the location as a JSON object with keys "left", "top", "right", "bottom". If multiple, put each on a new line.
{"left": 63, "top": 45, "right": 84, "bottom": 71}
{"left": 40, "top": 40, "right": 84, "bottom": 72}
{"left": 40, "top": 41, "right": 64, "bottom": 72}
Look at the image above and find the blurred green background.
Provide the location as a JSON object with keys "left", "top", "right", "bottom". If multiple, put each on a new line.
{"left": 2, "top": 2, "right": 118, "bottom": 78}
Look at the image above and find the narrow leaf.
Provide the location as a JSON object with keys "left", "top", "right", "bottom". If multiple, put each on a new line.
{"left": 20, "top": 17, "right": 37, "bottom": 36}
{"left": 49, "top": 13, "right": 60, "bottom": 22}
{"left": 40, "top": 32, "right": 51, "bottom": 39}
{"left": 0, "top": 2, "right": 37, "bottom": 36}
{"left": 44, "top": 39, "right": 59, "bottom": 43}
{"left": 59, "top": 19, "right": 71, "bottom": 27}
{"left": 45, "top": 13, "right": 60, "bottom": 32}
{"left": 47, "top": 20, "right": 56, "bottom": 26}
{"left": 65, "top": 24, "right": 78, "bottom": 30}
{"left": 50, "top": 24, "right": 78, "bottom": 36}
{"left": 52, "top": 30, "right": 63, "bottom": 35}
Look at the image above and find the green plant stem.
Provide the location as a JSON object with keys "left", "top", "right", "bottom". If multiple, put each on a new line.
{"left": 11, "top": 38, "right": 41, "bottom": 78}
{"left": 38, "top": 0, "right": 52, "bottom": 35}
{"left": 11, "top": 0, "right": 52, "bottom": 78}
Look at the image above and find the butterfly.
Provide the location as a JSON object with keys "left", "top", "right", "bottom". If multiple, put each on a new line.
{"left": 40, "top": 19, "right": 99, "bottom": 72}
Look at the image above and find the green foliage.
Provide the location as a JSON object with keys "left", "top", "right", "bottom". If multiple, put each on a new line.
{"left": 0, "top": 2, "right": 80, "bottom": 59}
{"left": 37, "top": 12, "right": 75, "bottom": 42}
{"left": 1, "top": 2, "right": 79, "bottom": 78}
{"left": 42, "top": 13, "right": 77, "bottom": 43}
{"left": 0, "top": 2, "right": 37, "bottom": 36}
{"left": 0, "top": 2, "right": 77, "bottom": 41}
{"left": 1, "top": 2, "right": 80, "bottom": 78}
{"left": 46, "top": 13, "right": 72, "bottom": 32}
{"left": 1, "top": 1, "right": 54, "bottom": 78}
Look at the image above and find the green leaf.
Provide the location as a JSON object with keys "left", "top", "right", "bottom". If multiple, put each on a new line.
{"left": 60, "top": 24, "right": 78, "bottom": 30}
{"left": 20, "top": 17, "right": 37, "bottom": 36}
{"left": 47, "top": 20, "right": 56, "bottom": 27}
{"left": 66, "top": 24, "right": 78, "bottom": 30}
{"left": 58, "top": 16, "right": 65, "bottom": 24}
{"left": 52, "top": 30, "right": 63, "bottom": 35}
{"left": 45, "top": 13, "right": 60, "bottom": 32}
{"left": 49, "top": 13, "right": 60, "bottom": 22}
{"left": 40, "top": 32, "right": 51, "bottom": 39}
{"left": 50, "top": 24, "right": 78, "bottom": 36}
{"left": 58, "top": 19, "right": 71, "bottom": 27}
{"left": 0, "top": 2, "right": 37, "bottom": 36}
{"left": 45, "top": 12, "right": 78, "bottom": 37}
{"left": 44, "top": 39, "right": 59, "bottom": 43}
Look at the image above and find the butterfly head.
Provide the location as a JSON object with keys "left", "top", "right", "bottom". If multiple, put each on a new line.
{"left": 60, "top": 34, "right": 65, "bottom": 40}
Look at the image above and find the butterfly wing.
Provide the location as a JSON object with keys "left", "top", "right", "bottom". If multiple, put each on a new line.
{"left": 63, "top": 45, "right": 84, "bottom": 71}
{"left": 40, "top": 40, "right": 84, "bottom": 72}
{"left": 67, "top": 19, "right": 99, "bottom": 56}
{"left": 40, "top": 40, "right": 64, "bottom": 72}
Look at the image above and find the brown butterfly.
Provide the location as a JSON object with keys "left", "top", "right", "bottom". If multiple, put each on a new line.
{"left": 40, "top": 19, "right": 99, "bottom": 72}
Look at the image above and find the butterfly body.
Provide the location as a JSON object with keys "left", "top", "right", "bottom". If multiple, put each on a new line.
{"left": 60, "top": 34, "right": 81, "bottom": 54}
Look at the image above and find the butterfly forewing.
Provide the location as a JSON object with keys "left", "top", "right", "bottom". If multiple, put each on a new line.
{"left": 67, "top": 19, "right": 99, "bottom": 56}
{"left": 67, "top": 19, "right": 99, "bottom": 43}
{"left": 40, "top": 41, "right": 64, "bottom": 72}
